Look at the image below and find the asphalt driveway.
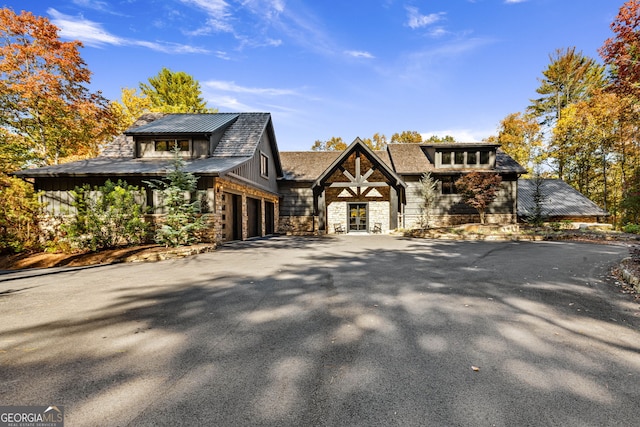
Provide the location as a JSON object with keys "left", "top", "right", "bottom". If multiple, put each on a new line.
{"left": 1, "top": 236, "right": 639, "bottom": 426}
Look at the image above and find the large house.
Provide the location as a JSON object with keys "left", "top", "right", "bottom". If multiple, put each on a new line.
{"left": 16, "top": 112, "right": 582, "bottom": 244}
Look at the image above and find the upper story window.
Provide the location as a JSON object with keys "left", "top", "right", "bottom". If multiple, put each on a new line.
{"left": 260, "top": 152, "right": 269, "bottom": 178}
{"left": 438, "top": 149, "right": 493, "bottom": 168}
{"left": 479, "top": 150, "right": 490, "bottom": 164}
{"left": 155, "top": 139, "right": 190, "bottom": 152}
{"left": 454, "top": 151, "right": 465, "bottom": 165}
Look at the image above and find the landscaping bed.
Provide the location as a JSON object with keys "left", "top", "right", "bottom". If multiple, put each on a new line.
{"left": 0, "top": 243, "right": 216, "bottom": 270}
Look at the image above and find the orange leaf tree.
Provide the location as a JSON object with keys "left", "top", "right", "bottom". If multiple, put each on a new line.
{"left": 455, "top": 172, "right": 502, "bottom": 224}
{"left": 599, "top": 0, "right": 640, "bottom": 99}
{"left": 0, "top": 8, "right": 118, "bottom": 167}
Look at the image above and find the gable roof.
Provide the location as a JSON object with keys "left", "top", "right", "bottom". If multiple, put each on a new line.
{"left": 15, "top": 112, "right": 282, "bottom": 178}
{"left": 311, "top": 138, "right": 405, "bottom": 190}
{"left": 518, "top": 179, "right": 609, "bottom": 218}
{"left": 280, "top": 149, "right": 392, "bottom": 181}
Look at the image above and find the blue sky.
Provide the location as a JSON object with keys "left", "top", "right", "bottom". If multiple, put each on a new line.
{"left": 7, "top": 1, "right": 623, "bottom": 151}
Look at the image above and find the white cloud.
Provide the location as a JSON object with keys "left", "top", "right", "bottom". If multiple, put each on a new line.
{"left": 47, "top": 8, "right": 209, "bottom": 54}
{"left": 421, "top": 129, "right": 493, "bottom": 142}
{"left": 405, "top": 6, "right": 445, "bottom": 29}
{"left": 428, "top": 27, "right": 448, "bottom": 38}
{"left": 204, "top": 80, "right": 298, "bottom": 96}
{"left": 48, "top": 8, "right": 123, "bottom": 47}
{"left": 345, "top": 50, "right": 375, "bottom": 59}
{"left": 504, "top": 0, "right": 528, "bottom": 3}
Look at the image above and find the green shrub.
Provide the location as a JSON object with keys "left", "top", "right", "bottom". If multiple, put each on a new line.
{"left": 0, "top": 174, "right": 43, "bottom": 253}
{"left": 622, "top": 223, "right": 640, "bottom": 234}
{"left": 63, "top": 180, "right": 149, "bottom": 251}
{"left": 145, "top": 148, "right": 207, "bottom": 247}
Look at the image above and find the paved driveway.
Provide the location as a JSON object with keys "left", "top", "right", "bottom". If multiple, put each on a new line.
{"left": 1, "top": 236, "right": 639, "bottom": 426}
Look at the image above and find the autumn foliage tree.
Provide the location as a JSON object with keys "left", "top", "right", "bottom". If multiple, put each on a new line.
{"left": 0, "top": 8, "right": 118, "bottom": 167}
{"left": 391, "top": 130, "right": 423, "bottom": 143}
{"left": 311, "top": 136, "right": 347, "bottom": 151}
{"left": 599, "top": 0, "right": 640, "bottom": 98}
{"left": 455, "top": 172, "right": 502, "bottom": 224}
{"left": 488, "top": 112, "right": 542, "bottom": 174}
{"left": 113, "top": 68, "right": 216, "bottom": 130}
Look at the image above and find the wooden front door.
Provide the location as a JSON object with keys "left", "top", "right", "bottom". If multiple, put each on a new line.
{"left": 348, "top": 203, "right": 367, "bottom": 232}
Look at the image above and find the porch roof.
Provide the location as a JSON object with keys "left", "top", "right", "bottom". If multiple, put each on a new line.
{"left": 13, "top": 156, "right": 251, "bottom": 178}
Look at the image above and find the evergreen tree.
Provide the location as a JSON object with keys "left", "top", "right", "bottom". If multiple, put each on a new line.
{"left": 146, "top": 147, "right": 207, "bottom": 247}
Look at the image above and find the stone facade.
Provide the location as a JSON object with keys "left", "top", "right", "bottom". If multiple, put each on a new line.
{"left": 327, "top": 202, "right": 348, "bottom": 234}
{"left": 211, "top": 177, "right": 279, "bottom": 244}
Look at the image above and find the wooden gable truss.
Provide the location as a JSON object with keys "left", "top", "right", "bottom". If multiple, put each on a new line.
{"left": 311, "top": 138, "right": 406, "bottom": 231}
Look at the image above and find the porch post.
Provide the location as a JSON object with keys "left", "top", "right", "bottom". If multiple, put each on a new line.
{"left": 317, "top": 190, "right": 326, "bottom": 232}
{"left": 389, "top": 187, "right": 398, "bottom": 230}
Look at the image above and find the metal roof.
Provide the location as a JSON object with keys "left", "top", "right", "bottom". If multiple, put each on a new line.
{"left": 518, "top": 179, "right": 609, "bottom": 218}
{"left": 124, "top": 113, "right": 239, "bottom": 135}
{"left": 13, "top": 157, "right": 251, "bottom": 177}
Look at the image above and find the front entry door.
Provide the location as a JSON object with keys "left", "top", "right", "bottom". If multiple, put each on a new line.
{"left": 348, "top": 203, "right": 367, "bottom": 232}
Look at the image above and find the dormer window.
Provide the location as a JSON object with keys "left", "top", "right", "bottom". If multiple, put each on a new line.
{"left": 479, "top": 150, "right": 490, "bottom": 165}
{"left": 437, "top": 148, "right": 494, "bottom": 168}
{"left": 155, "top": 139, "right": 190, "bottom": 152}
{"left": 467, "top": 151, "right": 477, "bottom": 164}
{"left": 454, "top": 151, "right": 465, "bottom": 165}
{"left": 442, "top": 152, "right": 452, "bottom": 164}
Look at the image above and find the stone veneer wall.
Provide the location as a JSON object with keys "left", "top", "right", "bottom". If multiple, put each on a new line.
{"left": 368, "top": 201, "right": 390, "bottom": 233}
{"left": 327, "top": 202, "right": 348, "bottom": 234}
{"left": 327, "top": 201, "right": 390, "bottom": 234}
{"left": 279, "top": 216, "right": 318, "bottom": 235}
{"left": 211, "top": 177, "right": 279, "bottom": 244}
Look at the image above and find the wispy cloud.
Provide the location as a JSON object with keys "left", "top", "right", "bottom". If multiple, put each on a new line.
{"left": 47, "top": 8, "right": 209, "bottom": 54}
{"left": 504, "top": 0, "right": 528, "bottom": 3}
{"left": 203, "top": 79, "right": 307, "bottom": 116}
{"left": 204, "top": 80, "right": 299, "bottom": 96}
{"left": 180, "top": 0, "right": 233, "bottom": 33}
{"left": 345, "top": 50, "right": 375, "bottom": 59}
{"left": 405, "top": 6, "right": 445, "bottom": 29}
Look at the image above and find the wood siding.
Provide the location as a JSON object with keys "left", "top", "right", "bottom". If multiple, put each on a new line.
{"left": 402, "top": 175, "right": 518, "bottom": 228}
{"left": 226, "top": 133, "right": 279, "bottom": 195}
{"left": 279, "top": 181, "right": 315, "bottom": 216}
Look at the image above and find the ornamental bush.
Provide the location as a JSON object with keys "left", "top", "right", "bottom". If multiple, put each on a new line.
{"left": 64, "top": 180, "right": 149, "bottom": 251}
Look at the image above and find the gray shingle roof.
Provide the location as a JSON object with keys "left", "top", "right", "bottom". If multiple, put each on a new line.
{"left": 387, "top": 144, "right": 433, "bottom": 174}
{"left": 518, "top": 178, "right": 609, "bottom": 218}
{"left": 100, "top": 113, "right": 168, "bottom": 158}
{"left": 124, "top": 113, "right": 239, "bottom": 135}
{"left": 280, "top": 149, "right": 393, "bottom": 181}
{"left": 214, "top": 113, "right": 271, "bottom": 157}
{"left": 495, "top": 149, "right": 527, "bottom": 174}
